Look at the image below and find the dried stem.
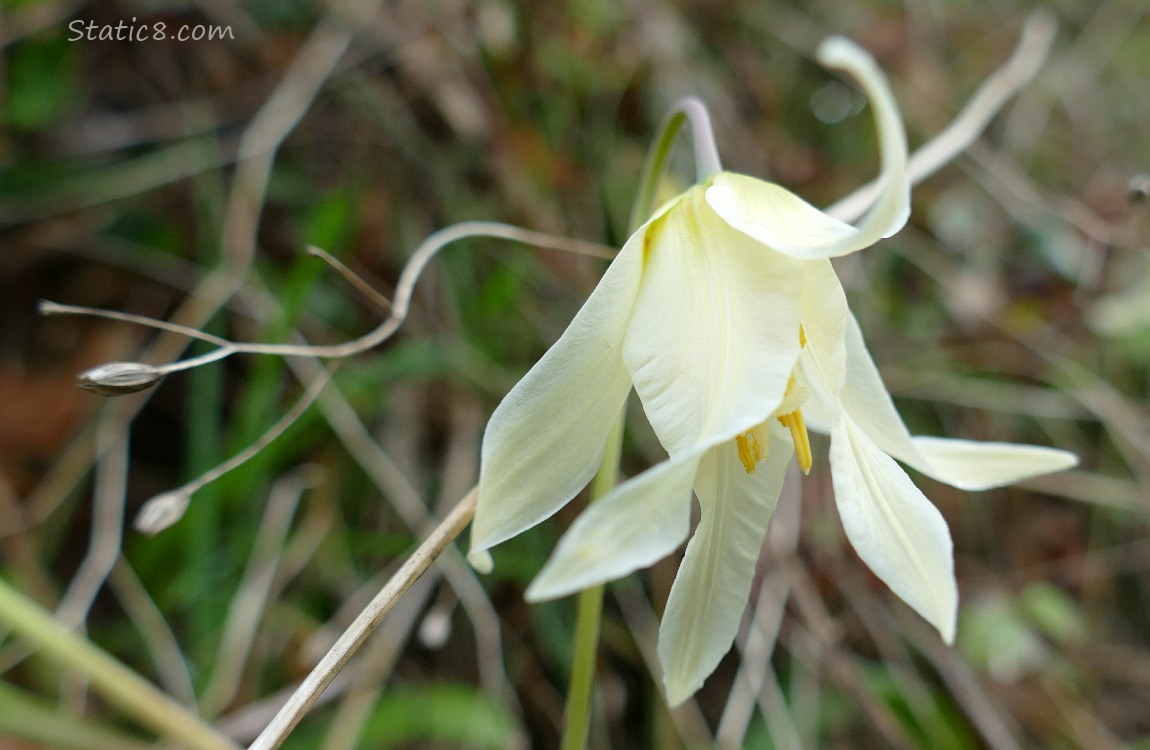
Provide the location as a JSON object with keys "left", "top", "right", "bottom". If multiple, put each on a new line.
{"left": 38, "top": 301, "right": 231, "bottom": 346}
{"left": 246, "top": 487, "right": 478, "bottom": 750}
{"left": 45, "top": 222, "right": 614, "bottom": 380}
{"left": 306, "top": 245, "right": 392, "bottom": 313}
{"left": 108, "top": 560, "right": 198, "bottom": 707}
{"left": 133, "top": 370, "right": 333, "bottom": 534}
{"left": 200, "top": 468, "right": 317, "bottom": 717}
{"left": 56, "top": 415, "right": 129, "bottom": 629}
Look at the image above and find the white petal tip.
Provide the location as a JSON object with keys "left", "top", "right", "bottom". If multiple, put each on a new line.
{"left": 938, "top": 618, "right": 957, "bottom": 646}
{"left": 523, "top": 575, "right": 571, "bottom": 603}
{"left": 922, "top": 588, "right": 958, "bottom": 644}
{"left": 881, "top": 203, "right": 912, "bottom": 239}
{"left": 663, "top": 682, "right": 697, "bottom": 708}
{"left": 912, "top": 599, "right": 956, "bottom": 645}
{"left": 467, "top": 549, "right": 494, "bottom": 574}
{"left": 525, "top": 548, "right": 614, "bottom": 601}
{"left": 909, "top": 438, "right": 1080, "bottom": 491}
{"left": 1049, "top": 449, "right": 1080, "bottom": 471}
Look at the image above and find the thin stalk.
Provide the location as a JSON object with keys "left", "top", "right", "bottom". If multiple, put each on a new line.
{"left": 560, "top": 415, "right": 624, "bottom": 750}
{"left": 42, "top": 222, "right": 615, "bottom": 376}
{"left": 0, "top": 576, "right": 238, "bottom": 750}
{"left": 628, "top": 96, "right": 722, "bottom": 231}
{"left": 246, "top": 487, "right": 478, "bottom": 750}
{"left": 132, "top": 368, "right": 333, "bottom": 535}
{"left": 560, "top": 96, "right": 716, "bottom": 748}
{"left": 305, "top": 245, "right": 392, "bottom": 312}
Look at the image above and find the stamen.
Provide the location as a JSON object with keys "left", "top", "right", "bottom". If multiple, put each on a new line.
{"left": 736, "top": 426, "right": 767, "bottom": 474}
{"left": 778, "top": 410, "right": 813, "bottom": 475}
{"left": 745, "top": 352, "right": 813, "bottom": 476}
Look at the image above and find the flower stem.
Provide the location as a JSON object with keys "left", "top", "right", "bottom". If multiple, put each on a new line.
{"left": 0, "top": 576, "right": 237, "bottom": 750}
{"left": 561, "top": 96, "right": 714, "bottom": 747}
{"left": 560, "top": 413, "right": 624, "bottom": 750}
{"left": 628, "top": 96, "right": 722, "bottom": 231}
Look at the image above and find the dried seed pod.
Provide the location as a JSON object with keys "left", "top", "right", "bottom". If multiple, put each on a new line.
{"left": 78, "top": 361, "right": 164, "bottom": 396}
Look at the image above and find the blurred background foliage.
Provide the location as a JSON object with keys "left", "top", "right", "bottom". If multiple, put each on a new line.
{"left": 1, "top": 0, "right": 1149, "bottom": 748}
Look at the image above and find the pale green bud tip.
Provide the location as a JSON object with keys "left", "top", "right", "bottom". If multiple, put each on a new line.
{"left": 134, "top": 490, "right": 192, "bottom": 535}
{"left": 79, "top": 361, "right": 164, "bottom": 396}
{"left": 467, "top": 549, "right": 494, "bottom": 574}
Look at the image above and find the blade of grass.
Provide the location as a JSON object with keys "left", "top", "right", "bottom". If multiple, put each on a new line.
{"left": 0, "top": 576, "right": 238, "bottom": 750}
{"left": 0, "top": 680, "right": 154, "bottom": 750}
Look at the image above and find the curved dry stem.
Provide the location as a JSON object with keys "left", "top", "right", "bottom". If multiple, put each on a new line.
{"left": 109, "top": 560, "right": 197, "bottom": 707}
{"left": 45, "top": 222, "right": 615, "bottom": 379}
{"left": 177, "top": 222, "right": 613, "bottom": 366}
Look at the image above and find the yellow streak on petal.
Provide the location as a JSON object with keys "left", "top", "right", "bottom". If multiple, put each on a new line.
{"left": 799, "top": 324, "right": 807, "bottom": 348}
{"left": 777, "top": 410, "right": 812, "bottom": 475}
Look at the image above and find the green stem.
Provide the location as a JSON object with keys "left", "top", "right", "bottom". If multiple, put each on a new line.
{"left": 627, "top": 96, "right": 722, "bottom": 232}
{"left": 560, "top": 415, "right": 624, "bottom": 750}
{"left": 0, "top": 577, "right": 238, "bottom": 750}
{"left": 560, "top": 96, "right": 719, "bottom": 749}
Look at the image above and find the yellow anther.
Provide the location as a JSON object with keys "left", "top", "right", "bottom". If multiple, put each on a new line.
{"left": 738, "top": 361, "right": 814, "bottom": 476}
{"left": 777, "top": 410, "right": 812, "bottom": 475}
{"left": 799, "top": 324, "right": 807, "bottom": 348}
{"left": 736, "top": 425, "right": 767, "bottom": 474}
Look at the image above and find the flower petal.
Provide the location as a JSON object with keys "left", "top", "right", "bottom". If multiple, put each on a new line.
{"left": 623, "top": 188, "right": 805, "bottom": 457}
{"left": 796, "top": 260, "right": 851, "bottom": 413}
{"left": 524, "top": 452, "right": 697, "bottom": 600}
{"left": 907, "top": 436, "right": 1078, "bottom": 491}
{"left": 831, "top": 312, "right": 1078, "bottom": 491}
{"left": 704, "top": 39, "right": 909, "bottom": 260}
{"left": 830, "top": 414, "right": 957, "bottom": 643}
{"left": 468, "top": 229, "right": 645, "bottom": 566}
{"left": 705, "top": 174, "right": 859, "bottom": 258}
{"left": 835, "top": 312, "right": 917, "bottom": 460}
{"left": 659, "top": 423, "right": 793, "bottom": 705}
{"left": 816, "top": 37, "right": 911, "bottom": 245}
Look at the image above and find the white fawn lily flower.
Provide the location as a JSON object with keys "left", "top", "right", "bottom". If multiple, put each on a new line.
{"left": 467, "top": 37, "right": 1076, "bottom": 705}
